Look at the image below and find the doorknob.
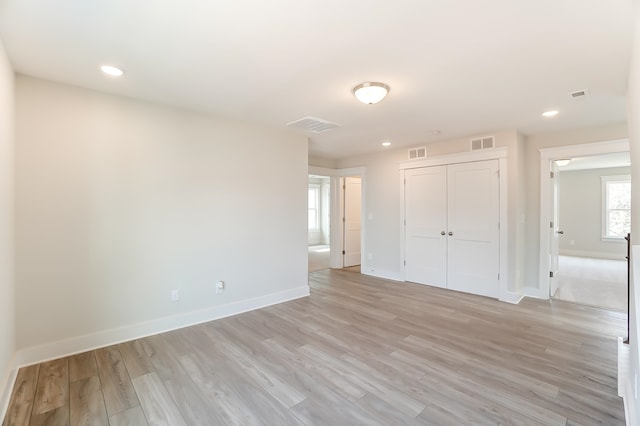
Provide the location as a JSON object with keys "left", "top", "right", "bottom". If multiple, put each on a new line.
{"left": 557, "top": 230, "right": 564, "bottom": 235}
{"left": 448, "top": 231, "right": 453, "bottom": 236}
{"left": 441, "top": 231, "right": 446, "bottom": 235}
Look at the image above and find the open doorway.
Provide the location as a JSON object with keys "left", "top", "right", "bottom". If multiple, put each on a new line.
{"left": 550, "top": 153, "right": 630, "bottom": 310}
{"left": 342, "top": 176, "right": 362, "bottom": 271}
{"left": 308, "top": 165, "right": 366, "bottom": 273}
{"left": 308, "top": 175, "right": 331, "bottom": 272}
{"left": 539, "top": 140, "right": 631, "bottom": 311}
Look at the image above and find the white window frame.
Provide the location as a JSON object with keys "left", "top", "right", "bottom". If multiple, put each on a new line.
{"left": 601, "top": 174, "right": 631, "bottom": 241}
{"left": 308, "top": 184, "right": 321, "bottom": 231}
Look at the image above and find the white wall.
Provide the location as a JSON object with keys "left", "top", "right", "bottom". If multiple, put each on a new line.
{"left": 0, "top": 40, "right": 15, "bottom": 418}
{"left": 558, "top": 167, "right": 630, "bottom": 259}
{"left": 14, "top": 76, "right": 309, "bottom": 357}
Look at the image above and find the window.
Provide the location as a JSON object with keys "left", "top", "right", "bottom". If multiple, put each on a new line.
{"left": 308, "top": 185, "right": 320, "bottom": 231}
{"left": 602, "top": 175, "right": 631, "bottom": 239}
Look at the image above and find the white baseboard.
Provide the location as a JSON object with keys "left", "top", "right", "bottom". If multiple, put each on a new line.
{"left": 560, "top": 249, "right": 627, "bottom": 261}
{"left": 15, "top": 285, "right": 310, "bottom": 368}
{"left": 524, "top": 286, "right": 547, "bottom": 299}
{"left": 500, "top": 291, "right": 524, "bottom": 304}
{"left": 361, "top": 268, "right": 402, "bottom": 282}
{"left": 0, "top": 354, "right": 17, "bottom": 423}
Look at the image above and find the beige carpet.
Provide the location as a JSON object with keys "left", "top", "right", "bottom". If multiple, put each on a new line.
{"left": 552, "top": 255, "right": 627, "bottom": 311}
{"left": 308, "top": 244, "right": 330, "bottom": 272}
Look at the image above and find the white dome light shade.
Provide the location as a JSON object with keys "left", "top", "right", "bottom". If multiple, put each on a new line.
{"left": 353, "top": 82, "right": 390, "bottom": 104}
{"left": 381, "top": 141, "right": 391, "bottom": 147}
{"left": 100, "top": 65, "right": 124, "bottom": 77}
{"left": 542, "top": 110, "right": 559, "bottom": 118}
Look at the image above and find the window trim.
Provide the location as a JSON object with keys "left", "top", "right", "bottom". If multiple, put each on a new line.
{"left": 308, "top": 184, "right": 321, "bottom": 231}
{"left": 601, "top": 174, "right": 631, "bottom": 241}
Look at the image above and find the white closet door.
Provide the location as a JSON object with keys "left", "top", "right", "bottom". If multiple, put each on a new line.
{"left": 446, "top": 160, "right": 500, "bottom": 298}
{"left": 405, "top": 166, "right": 447, "bottom": 288}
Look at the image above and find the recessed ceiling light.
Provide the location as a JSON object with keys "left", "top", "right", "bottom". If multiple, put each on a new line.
{"left": 381, "top": 141, "right": 392, "bottom": 147}
{"left": 353, "top": 82, "right": 390, "bottom": 104}
{"left": 542, "top": 110, "right": 559, "bottom": 118}
{"left": 100, "top": 65, "right": 124, "bottom": 77}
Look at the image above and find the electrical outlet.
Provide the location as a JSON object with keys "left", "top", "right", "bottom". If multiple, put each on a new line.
{"left": 171, "top": 289, "right": 179, "bottom": 302}
{"left": 216, "top": 281, "right": 225, "bottom": 294}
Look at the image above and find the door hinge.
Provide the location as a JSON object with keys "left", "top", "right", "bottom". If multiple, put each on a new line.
{"left": 549, "top": 271, "right": 554, "bottom": 278}
{"left": 550, "top": 171, "right": 555, "bottom": 179}
{"left": 496, "top": 169, "right": 500, "bottom": 178}
{"left": 550, "top": 221, "right": 553, "bottom": 229}
{"left": 498, "top": 273, "right": 500, "bottom": 280}
{"left": 342, "top": 250, "right": 346, "bottom": 255}
{"left": 404, "top": 260, "right": 406, "bottom": 266}
{"left": 343, "top": 217, "right": 346, "bottom": 223}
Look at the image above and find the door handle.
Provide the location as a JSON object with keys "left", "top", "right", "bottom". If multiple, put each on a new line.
{"left": 448, "top": 231, "right": 453, "bottom": 236}
{"left": 441, "top": 231, "right": 446, "bottom": 236}
{"left": 557, "top": 230, "right": 564, "bottom": 235}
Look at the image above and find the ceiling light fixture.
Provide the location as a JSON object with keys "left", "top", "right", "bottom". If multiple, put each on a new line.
{"left": 542, "top": 110, "right": 559, "bottom": 118}
{"left": 353, "top": 82, "right": 390, "bottom": 104}
{"left": 555, "top": 159, "right": 571, "bottom": 167}
{"left": 381, "top": 141, "right": 392, "bottom": 147}
{"left": 100, "top": 65, "right": 124, "bottom": 77}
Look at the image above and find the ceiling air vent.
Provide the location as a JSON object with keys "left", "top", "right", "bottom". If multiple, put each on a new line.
{"left": 470, "top": 136, "right": 495, "bottom": 151}
{"left": 286, "top": 116, "right": 340, "bottom": 133}
{"left": 408, "top": 146, "right": 427, "bottom": 160}
{"left": 569, "top": 89, "right": 589, "bottom": 99}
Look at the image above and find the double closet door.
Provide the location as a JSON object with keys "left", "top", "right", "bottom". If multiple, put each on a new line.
{"left": 405, "top": 159, "right": 500, "bottom": 298}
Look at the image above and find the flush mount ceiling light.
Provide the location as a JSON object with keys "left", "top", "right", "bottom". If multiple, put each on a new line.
{"left": 542, "top": 110, "right": 559, "bottom": 118}
{"left": 381, "top": 141, "right": 392, "bottom": 147}
{"left": 100, "top": 65, "right": 124, "bottom": 77}
{"left": 353, "top": 82, "right": 390, "bottom": 104}
{"left": 555, "top": 159, "right": 571, "bottom": 166}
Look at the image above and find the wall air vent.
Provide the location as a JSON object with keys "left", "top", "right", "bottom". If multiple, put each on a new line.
{"left": 470, "top": 136, "right": 495, "bottom": 151}
{"left": 569, "top": 89, "right": 589, "bottom": 99}
{"left": 408, "top": 146, "right": 427, "bottom": 160}
{"left": 286, "top": 116, "right": 340, "bottom": 133}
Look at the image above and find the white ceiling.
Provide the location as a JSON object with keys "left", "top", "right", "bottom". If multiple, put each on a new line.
{"left": 0, "top": 0, "right": 634, "bottom": 160}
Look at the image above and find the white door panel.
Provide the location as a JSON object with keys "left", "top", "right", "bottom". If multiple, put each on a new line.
{"left": 405, "top": 166, "right": 447, "bottom": 288}
{"left": 344, "top": 177, "right": 361, "bottom": 267}
{"left": 446, "top": 160, "right": 500, "bottom": 298}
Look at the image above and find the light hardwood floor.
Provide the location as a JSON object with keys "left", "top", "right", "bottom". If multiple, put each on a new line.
{"left": 3, "top": 268, "right": 626, "bottom": 425}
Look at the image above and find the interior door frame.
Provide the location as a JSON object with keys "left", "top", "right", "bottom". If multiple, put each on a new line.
{"left": 538, "top": 139, "right": 630, "bottom": 299}
{"left": 309, "top": 165, "right": 366, "bottom": 269}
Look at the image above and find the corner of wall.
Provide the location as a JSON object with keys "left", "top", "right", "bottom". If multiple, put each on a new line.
{"left": 0, "top": 36, "right": 16, "bottom": 424}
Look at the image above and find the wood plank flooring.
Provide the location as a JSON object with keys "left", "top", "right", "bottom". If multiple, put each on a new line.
{"left": 3, "top": 268, "right": 626, "bottom": 425}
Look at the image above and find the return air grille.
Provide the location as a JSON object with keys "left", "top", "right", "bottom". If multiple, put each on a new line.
{"left": 286, "top": 116, "right": 340, "bottom": 133}
{"left": 470, "top": 136, "right": 495, "bottom": 151}
{"left": 408, "top": 146, "right": 427, "bottom": 160}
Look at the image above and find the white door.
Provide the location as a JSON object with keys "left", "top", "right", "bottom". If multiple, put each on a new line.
{"left": 343, "top": 176, "right": 361, "bottom": 267}
{"left": 549, "top": 162, "right": 561, "bottom": 296}
{"left": 405, "top": 166, "right": 448, "bottom": 288}
{"left": 446, "top": 160, "right": 500, "bottom": 298}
